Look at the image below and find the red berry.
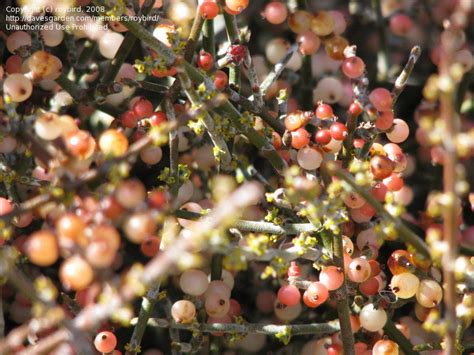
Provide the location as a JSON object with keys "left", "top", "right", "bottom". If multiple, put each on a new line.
{"left": 150, "top": 111, "right": 167, "bottom": 126}
{"left": 272, "top": 132, "right": 282, "bottom": 150}
{"left": 370, "top": 155, "right": 394, "bottom": 180}
{"left": 287, "top": 261, "right": 301, "bottom": 277}
{"left": 133, "top": 98, "right": 154, "bottom": 118}
{"left": 214, "top": 70, "right": 228, "bottom": 90}
{"left": 329, "top": 122, "right": 348, "bottom": 140}
{"left": 348, "top": 101, "right": 363, "bottom": 116}
{"left": 390, "top": 13, "right": 413, "bottom": 36}
{"left": 148, "top": 190, "right": 168, "bottom": 209}
{"left": 341, "top": 56, "right": 365, "bottom": 78}
{"left": 197, "top": 50, "right": 214, "bottom": 71}
{"left": 291, "top": 128, "right": 310, "bottom": 149}
{"left": 303, "top": 282, "right": 329, "bottom": 308}
{"left": 315, "top": 129, "right": 332, "bottom": 145}
{"left": 140, "top": 236, "right": 161, "bottom": 257}
{"left": 375, "top": 111, "right": 394, "bottom": 131}
{"left": 94, "top": 331, "right": 117, "bottom": 353}
{"left": 121, "top": 110, "right": 138, "bottom": 128}
{"left": 315, "top": 103, "right": 334, "bottom": 119}
{"left": 277, "top": 285, "right": 301, "bottom": 306}
{"left": 199, "top": 0, "right": 220, "bottom": 19}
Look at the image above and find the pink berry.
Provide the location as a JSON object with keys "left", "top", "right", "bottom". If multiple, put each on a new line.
{"left": 369, "top": 88, "right": 393, "bottom": 111}
{"left": 303, "top": 281, "right": 329, "bottom": 308}
{"left": 375, "top": 111, "right": 394, "bottom": 131}
{"left": 297, "top": 31, "right": 321, "bottom": 55}
{"left": 94, "top": 331, "right": 117, "bottom": 353}
{"left": 386, "top": 119, "right": 409, "bottom": 143}
{"left": 263, "top": 2, "right": 288, "bottom": 25}
{"left": 319, "top": 266, "right": 344, "bottom": 291}
{"left": 341, "top": 56, "right": 365, "bottom": 78}
{"left": 277, "top": 285, "right": 301, "bottom": 306}
{"left": 389, "top": 14, "right": 413, "bottom": 36}
{"left": 347, "top": 257, "right": 371, "bottom": 283}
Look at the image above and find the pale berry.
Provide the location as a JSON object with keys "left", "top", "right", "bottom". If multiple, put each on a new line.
{"left": 264, "top": 2, "right": 288, "bottom": 25}
{"left": 341, "top": 56, "right": 365, "bottom": 78}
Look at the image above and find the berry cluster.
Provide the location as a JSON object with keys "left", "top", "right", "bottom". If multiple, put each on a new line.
{"left": 0, "top": 0, "right": 473, "bottom": 354}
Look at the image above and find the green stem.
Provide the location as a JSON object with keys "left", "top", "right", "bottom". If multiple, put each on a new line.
{"left": 178, "top": 72, "right": 232, "bottom": 169}
{"left": 202, "top": 20, "right": 215, "bottom": 58}
{"left": 342, "top": 112, "right": 358, "bottom": 167}
{"left": 209, "top": 254, "right": 223, "bottom": 354}
{"left": 383, "top": 318, "right": 418, "bottom": 355}
{"left": 164, "top": 99, "right": 180, "bottom": 198}
{"left": 224, "top": 88, "right": 285, "bottom": 134}
{"left": 221, "top": 8, "right": 241, "bottom": 89}
{"left": 134, "top": 318, "right": 341, "bottom": 336}
{"left": 125, "top": 283, "right": 162, "bottom": 355}
{"left": 325, "top": 162, "right": 431, "bottom": 258}
{"left": 56, "top": 73, "right": 84, "bottom": 102}
{"left": 260, "top": 44, "right": 297, "bottom": 96}
{"left": 174, "top": 210, "right": 319, "bottom": 235}
{"left": 392, "top": 46, "right": 422, "bottom": 105}
{"left": 101, "top": 0, "right": 155, "bottom": 84}
{"left": 333, "top": 232, "right": 355, "bottom": 355}
{"left": 183, "top": 63, "right": 287, "bottom": 173}
{"left": 76, "top": 40, "right": 97, "bottom": 70}
{"left": 300, "top": 55, "right": 313, "bottom": 110}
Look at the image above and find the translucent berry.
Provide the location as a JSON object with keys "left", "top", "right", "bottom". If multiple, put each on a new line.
{"left": 369, "top": 88, "right": 393, "bottom": 111}
{"left": 359, "top": 303, "right": 387, "bottom": 332}
{"left": 319, "top": 266, "right": 344, "bottom": 291}
{"left": 303, "top": 282, "right": 329, "bottom": 308}
{"left": 341, "top": 56, "right": 365, "bottom": 78}
{"left": 390, "top": 272, "right": 420, "bottom": 299}
{"left": 263, "top": 2, "right": 288, "bottom": 25}
{"left": 171, "top": 300, "right": 197, "bottom": 323}
{"left": 347, "top": 257, "right": 371, "bottom": 283}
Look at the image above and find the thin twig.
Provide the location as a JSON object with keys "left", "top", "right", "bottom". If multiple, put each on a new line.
{"left": 332, "top": 231, "right": 355, "bottom": 355}
{"left": 100, "top": 0, "right": 155, "bottom": 85}
{"left": 439, "top": 27, "right": 461, "bottom": 355}
{"left": 175, "top": 209, "right": 320, "bottom": 235}
{"left": 392, "top": 46, "right": 422, "bottom": 104}
{"left": 244, "top": 51, "right": 264, "bottom": 107}
{"left": 224, "top": 88, "right": 285, "bottom": 134}
{"left": 131, "top": 318, "right": 341, "bottom": 336}
{"left": 383, "top": 318, "right": 418, "bottom": 355}
{"left": 202, "top": 20, "right": 215, "bottom": 57}
{"left": 260, "top": 44, "right": 298, "bottom": 96}
{"left": 183, "top": 63, "right": 287, "bottom": 173}
{"left": 220, "top": 4, "right": 241, "bottom": 89}
{"left": 178, "top": 72, "right": 232, "bottom": 169}
{"left": 324, "top": 162, "right": 431, "bottom": 257}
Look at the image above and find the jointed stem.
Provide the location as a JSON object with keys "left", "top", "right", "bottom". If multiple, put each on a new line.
{"left": 325, "top": 162, "right": 431, "bottom": 258}
{"left": 383, "top": 318, "right": 418, "bottom": 355}
{"left": 134, "top": 318, "right": 341, "bottom": 336}
{"left": 332, "top": 232, "right": 355, "bottom": 355}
